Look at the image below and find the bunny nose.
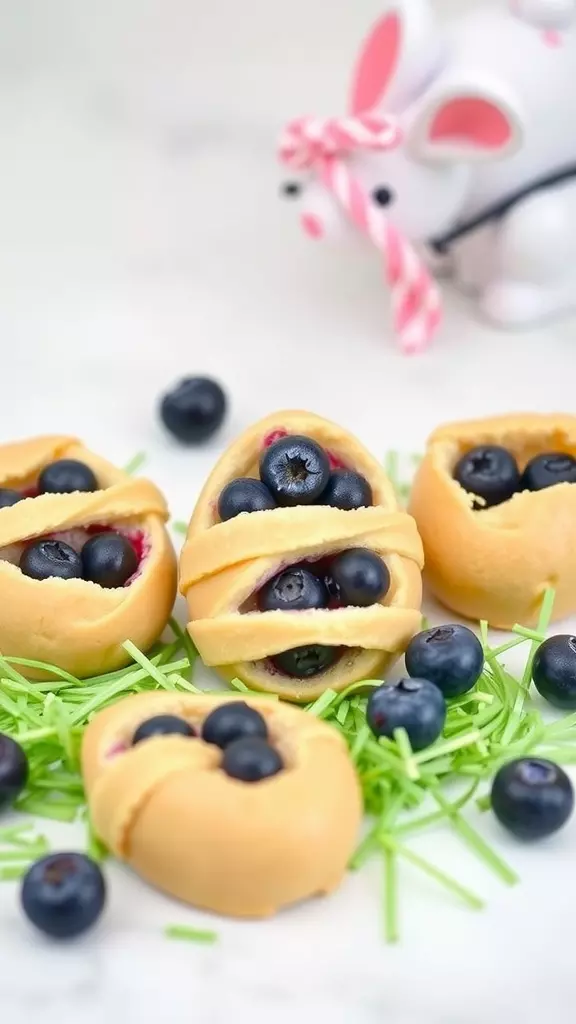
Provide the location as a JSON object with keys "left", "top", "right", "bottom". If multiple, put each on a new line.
{"left": 301, "top": 212, "right": 324, "bottom": 239}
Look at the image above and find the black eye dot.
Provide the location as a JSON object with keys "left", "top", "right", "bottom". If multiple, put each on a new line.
{"left": 281, "top": 181, "right": 302, "bottom": 198}
{"left": 372, "top": 186, "right": 395, "bottom": 207}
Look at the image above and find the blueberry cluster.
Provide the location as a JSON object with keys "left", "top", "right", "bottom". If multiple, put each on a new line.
{"left": 0, "top": 458, "right": 99, "bottom": 508}
{"left": 365, "top": 623, "right": 575, "bottom": 842}
{"left": 218, "top": 434, "right": 373, "bottom": 521}
{"left": 260, "top": 548, "right": 391, "bottom": 679}
{"left": 0, "top": 457, "right": 139, "bottom": 588}
{"left": 454, "top": 445, "right": 576, "bottom": 509}
{"left": 19, "top": 533, "right": 138, "bottom": 588}
{"left": 132, "top": 701, "right": 284, "bottom": 783}
{"left": 366, "top": 624, "right": 484, "bottom": 751}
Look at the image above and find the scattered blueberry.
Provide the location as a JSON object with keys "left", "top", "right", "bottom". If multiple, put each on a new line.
{"left": 329, "top": 549, "right": 390, "bottom": 607}
{"left": 81, "top": 533, "right": 138, "bottom": 588}
{"left": 0, "top": 488, "right": 22, "bottom": 508}
{"left": 0, "top": 734, "right": 28, "bottom": 809}
{"left": 319, "top": 469, "right": 373, "bottom": 510}
{"left": 366, "top": 678, "right": 446, "bottom": 752}
{"left": 532, "top": 634, "right": 576, "bottom": 709}
{"left": 20, "top": 540, "right": 83, "bottom": 581}
{"left": 132, "top": 714, "right": 195, "bottom": 745}
{"left": 259, "top": 435, "right": 330, "bottom": 506}
{"left": 160, "top": 376, "right": 226, "bottom": 444}
{"left": 38, "top": 459, "right": 98, "bottom": 495}
{"left": 453, "top": 445, "right": 520, "bottom": 508}
{"left": 491, "top": 758, "right": 574, "bottom": 840}
{"left": 405, "top": 624, "right": 484, "bottom": 698}
{"left": 218, "top": 478, "right": 276, "bottom": 521}
{"left": 520, "top": 452, "right": 576, "bottom": 491}
{"left": 258, "top": 566, "right": 328, "bottom": 613}
{"left": 21, "top": 853, "right": 106, "bottom": 939}
{"left": 271, "top": 644, "right": 340, "bottom": 678}
{"left": 202, "top": 702, "right": 268, "bottom": 749}
{"left": 222, "top": 737, "right": 283, "bottom": 782}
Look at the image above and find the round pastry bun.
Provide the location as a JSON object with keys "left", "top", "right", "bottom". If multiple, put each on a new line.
{"left": 0, "top": 435, "right": 177, "bottom": 678}
{"left": 410, "top": 412, "right": 576, "bottom": 628}
{"left": 180, "top": 410, "right": 424, "bottom": 701}
{"left": 82, "top": 690, "right": 362, "bottom": 919}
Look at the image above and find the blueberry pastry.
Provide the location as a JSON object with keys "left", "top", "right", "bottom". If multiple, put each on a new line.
{"left": 82, "top": 691, "right": 362, "bottom": 918}
{"left": 0, "top": 435, "right": 177, "bottom": 677}
{"left": 180, "top": 411, "right": 424, "bottom": 700}
{"left": 410, "top": 413, "right": 576, "bottom": 628}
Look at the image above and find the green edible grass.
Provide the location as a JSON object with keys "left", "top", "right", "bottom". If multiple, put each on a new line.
{"left": 124, "top": 452, "right": 147, "bottom": 476}
{"left": 0, "top": 621, "right": 197, "bottom": 849}
{"left": 172, "top": 521, "right": 188, "bottom": 536}
{"left": 306, "top": 581, "right": 570, "bottom": 940}
{"left": 164, "top": 924, "right": 219, "bottom": 944}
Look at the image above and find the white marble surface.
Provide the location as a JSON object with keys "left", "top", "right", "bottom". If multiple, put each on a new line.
{"left": 0, "top": 0, "right": 576, "bottom": 1021}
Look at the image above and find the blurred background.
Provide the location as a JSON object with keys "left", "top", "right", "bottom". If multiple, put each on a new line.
{"left": 0, "top": 0, "right": 572, "bottom": 515}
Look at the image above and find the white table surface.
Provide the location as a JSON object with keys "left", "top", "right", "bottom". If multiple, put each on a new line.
{"left": 0, "top": 0, "right": 575, "bottom": 1021}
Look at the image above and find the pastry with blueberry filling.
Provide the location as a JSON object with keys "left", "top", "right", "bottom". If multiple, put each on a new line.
{"left": 82, "top": 690, "right": 362, "bottom": 918}
{"left": 410, "top": 412, "right": 576, "bottom": 627}
{"left": 180, "top": 411, "right": 424, "bottom": 700}
{"left": 0, "top": 435, "right": 177, "bottom": 677}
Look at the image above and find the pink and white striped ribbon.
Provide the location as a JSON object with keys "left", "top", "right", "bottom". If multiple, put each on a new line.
{"left": 278, "top": 115, "right": 443, "bottom": 353}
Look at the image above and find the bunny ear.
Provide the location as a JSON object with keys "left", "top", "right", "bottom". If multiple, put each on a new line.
{"left": 407, "top": 77, "right": 525, "bottom": 163}
{"left": 349, "top": 0, "right": 443, "bottom": 115}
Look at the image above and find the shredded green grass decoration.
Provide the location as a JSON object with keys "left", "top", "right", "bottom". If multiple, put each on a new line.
{"left": 164, "top": 924, "right": 219, "bottom": 944}
{"left": 0, "top": 446, "right": 573, "bottom": 942}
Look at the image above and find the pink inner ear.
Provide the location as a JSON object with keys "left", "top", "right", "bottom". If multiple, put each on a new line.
{"left": 350, "top": 13, "right": 401, "bottom": 115}
{"left": 430, "top": 97, "right": 512, "bottom": 150}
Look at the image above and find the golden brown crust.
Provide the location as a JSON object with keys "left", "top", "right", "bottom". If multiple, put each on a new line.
{"left": 180, "top": 410, "right": 424, "bottom": 700}
{"left": 409, "top": 412, "right": 576, "bottom": 628}
{"left": 0, "top": 436, "right": 177, "bottom": 677}
{"left": 82, "top": 691, "right": 362, "bottom": 918}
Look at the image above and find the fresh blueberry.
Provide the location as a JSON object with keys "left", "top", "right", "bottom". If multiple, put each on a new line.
{"left": 218, "top": 478, "right": 276, "bottom": 521}
{"left": 328, "top": 549, "right": 390, "bottom": 607}
{"left": 21, "top": 853, "right": 106, "bottom": 939}
{"left": 81, "top": 533, "right": 138, "bottom": 588}
{"left": 20, "top": 540, "right": 83, "bottom": 581}
{"left": 132, "top": 714, "right": 195, "bottom": 745}
{"left": 491, "top": 758, "right": 574, "bottom": 840}
{"left": 0, "top": 488, "right": 22, "bottom": 508}
{"left": 222, "top": 737, "right": 283, "bottom": 782}
{"left": 532, "top": 634, "right": 576, "bottom": 709}
{"left": 0, "top": 734, "right": 28, "bottom": 809}
{"left": 520, "top": 452, "right": 576, "bottom": 491}
{"left": 160, "top": 376, "right": 226, "bottom": 444}
{"left": 453, "top": 445, "right": 520, "bottom": 508}
{"left": 319, "top": 469, "right": 373, "bottom": 510}
{"left": 201, "top": 701, "right": 268, "bottom": 749}
{"left": 259, "top": 435, "right": 330, "bottom": 506}
{"left": 258, "top": 566, "right": 328, "bottom": 613}
{"left": 271, "top": 644, "right": 340, "bottom": 678}
{"left": 405, "top": 624, "right": 484, "bottom": 698}
{"left": 38, "top": 459, "right": 98, "bottom": 494}
{"left": 367, "top": 678, "right": 446, "bottom": 752}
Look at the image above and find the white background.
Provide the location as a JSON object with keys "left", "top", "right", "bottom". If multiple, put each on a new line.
{"left": 0, "top": 0, "right": 575, "bottom": 1021}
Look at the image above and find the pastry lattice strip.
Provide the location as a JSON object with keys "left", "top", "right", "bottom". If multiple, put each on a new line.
{"left": 182, "top": 505, "right": 424, "bottom": 665}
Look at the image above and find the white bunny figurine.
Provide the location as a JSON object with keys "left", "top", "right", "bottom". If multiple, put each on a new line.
{"left": 279, "top": 0, "right": 576, "bottom": 348}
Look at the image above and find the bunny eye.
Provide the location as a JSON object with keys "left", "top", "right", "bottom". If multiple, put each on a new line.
{"left": 281, "top": 181, "right": 302, "bottom": 199}
{"left": 372, "top": 186, "right": 395, "bottom": 207}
